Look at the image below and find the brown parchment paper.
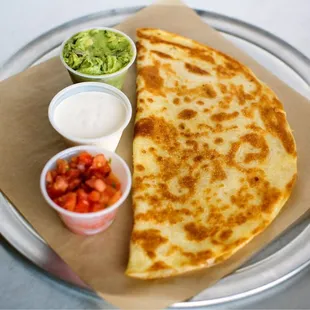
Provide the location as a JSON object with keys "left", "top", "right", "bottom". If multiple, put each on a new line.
{"left": 1, "top": 1, "right": 310, "bottom": 309}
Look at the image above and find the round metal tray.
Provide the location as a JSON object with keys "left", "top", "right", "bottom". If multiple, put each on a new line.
{"left": 1, "top": 7, "right": 310, "bottom": 308}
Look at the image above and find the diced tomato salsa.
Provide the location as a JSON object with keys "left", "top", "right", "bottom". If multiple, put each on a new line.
{"left": 46, "top": 152, "right": 122, "bottom": 213}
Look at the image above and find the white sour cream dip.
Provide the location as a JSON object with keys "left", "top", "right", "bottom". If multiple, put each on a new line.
{"left": 53, "top": 91, "right": 127, "bottom": 139}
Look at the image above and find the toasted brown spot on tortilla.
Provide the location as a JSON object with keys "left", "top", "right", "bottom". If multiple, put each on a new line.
{"left": 219, "top": 95, "right": 233, "bottom": 109}
{"left": 182, "top": 250, "right": 214, "bottom": 265}
{"left": 185, "top": 62, "right": 209, "bottom": 75}
{"left": 139, "top": 63, "right": 165, "bottom": 97}
{"left": 173, "top": 97, "right": 180, "bottom": 105}
{"left": 194, "top": 155, "right": 203, "bottom": 162}
{"left": 147, "top": 98, "right": 154, "bottom": 103}
{"left": 231, "top": 185, "right": 254, "bottom": 209}
{"left": 216, "top": 65, "right": 236, "bottom": 78}
{"left": 211, "top": 160, "right": 227, "bottom": 183}
{"left": 136, "top": 206, "right": 192, "bottom": 224}
{"left": 151, "top": 50, "right": 174, "bottom": 59}
{"left": 184, "top": 96, "right": 191, "bottom": 103}
{"left": 196, "top": 100, "right": 204, "bottom": 105}
{"left": 218, "top": 83, "right": 228, "bottom": 93}
{"left": 234, "top": 85, "right": 254, "bottom": 106}
{"left": 240, "top": 133, "right": 269, "bottom": 163}
{"left": 242, "top": 107, "right": 254, "bottom": 118}
{"left": 178, "top": 109, "right": 197, "bottom": 120}
{"left": 211, "top": 111, "right": 239, "bottom": 122}
{"left": 214, "top": 137, "right": 224, "bottom": 144}
{"left": 179, "top": 175, "right": 196, "bottom": 188}
{"left": 246, "top": 123, "right": 264, "bottom": 132}
{"left": 188, "top": 49, "right": 215, "bottom": 64}
{"left": 178, "top": 123, "right": 185, "bottom": 130}
{"left": 136, "top": 164, "right": 145, "bottom": 171}
{"left": 286, "top": 173, "right": 297, "bottom": 194}
{"left": 162, "top": 63, "right": 176, "bottom": 75}
{"left": 259, "top": 97, "right": 296, "bottom": 156}
{"left": 131, "top": 229, "right": 168, "bottom": 258}
{"left": 136, "top": 41, "right": 146, "bottom": 53}
{"left": 148, "top": 261, "right": 171, "bottom": 271}
{"left": 252, "top": 222, "right": 268, "bottom": 235}
{"left": 201, "top": 84, "right": 217, "bottom": 98}
{"left": 134, "top": 117, "right": 154, "bottom": 137}
{"left": 138, "top": 55, "right": 145, "bottom": 61}
{"left": 135, "top": 116, "right": 179, "bottom": 153}
{"left": 184, "top": 222, "right": 209, "bottom": 241}
{"left": 260, "top": 184, "right": 282, "bottom": 213}
{"left": 219, "top": 229, "right": 233, "bottom": 241}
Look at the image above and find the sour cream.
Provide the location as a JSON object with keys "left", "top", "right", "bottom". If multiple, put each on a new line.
{"left": 53, "top": 92, "right": 127, "bottom": 139}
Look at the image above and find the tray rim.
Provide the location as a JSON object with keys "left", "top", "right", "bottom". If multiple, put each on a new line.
{"left": 1, "top": 6, "right": 310, "bottom": 309}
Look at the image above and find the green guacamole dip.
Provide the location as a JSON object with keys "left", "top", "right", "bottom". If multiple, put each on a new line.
{"left": 62, "top": 29, "right": 133, "bottom": 76}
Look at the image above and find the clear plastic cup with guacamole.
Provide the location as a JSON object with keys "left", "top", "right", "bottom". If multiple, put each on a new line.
{"left": 60, "top": 27, "right": 136, "bottom": 89}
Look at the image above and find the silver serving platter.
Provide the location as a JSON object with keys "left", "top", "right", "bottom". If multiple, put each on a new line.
{"left": 1, "top": 7, "right": 310, "bottom": 308}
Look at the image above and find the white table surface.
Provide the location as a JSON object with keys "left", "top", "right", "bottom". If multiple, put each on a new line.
{"left": 1, "top": 0, "right": 310, "bottom": 309}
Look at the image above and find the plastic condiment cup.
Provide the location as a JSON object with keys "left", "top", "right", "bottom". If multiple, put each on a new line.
{"left": 40, "top": 145, "right": 131, "bottom": 235}
{"left": 48, "top": 82, "right": 132, "bottom": 152}
{"left": 60, "top": 27, "right": 136, "bottom": 89}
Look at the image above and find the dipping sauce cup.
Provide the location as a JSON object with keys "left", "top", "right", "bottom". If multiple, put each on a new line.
{"left": 60, "top": 27, "right": 136, "bottom": 89}
{"left": 40, "top": 145, "right": 131, "bottom": 235}
{"left": 48, "top": 82, "right": 132, "bottom": 152}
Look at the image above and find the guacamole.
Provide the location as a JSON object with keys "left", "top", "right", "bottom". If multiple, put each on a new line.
{"left": 62, "top": 29, "right": 133, "bottom": 76}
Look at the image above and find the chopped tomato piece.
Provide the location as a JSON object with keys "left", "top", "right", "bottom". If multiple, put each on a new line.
{"left": 71, "top": 156, "right": 78, "bottom": 163}
{"left": 75, "top": 200, "right": 90, "bottom": 213}
{"left": 78, "top": 152, "right": 93, "bottom": 166}
{"left": 90, "top": 166, "right": 111, "bottom": 178}
{"left": 68, "top": 178, "right": 81, "bottom": 191}
{"left": 100, "top": 164, "right": 111, "bottom": 176}
{"left": 89, "top": 170, "right": 105, "bottom": 180}
{"left": 56, "top": 159, "right": 69, "bottom": 174}
{"left": 104, "top": 184, "right": 117, "bottom": 197}
{"left": 47, "top": 185, "right": 64, "bottom": 199}
{"left": 50, "top": 171, "right": 57, "bottom": 182}
{"left": 54, "top": 176, "right": 68, "bottom": 192}
{"left": 77, "top": 163, "right": 86, "bottom": 172}
{"left": 76, "top": 188, "right": 88, "bottom": 201}
{"left": 108, "top": 190, "right": 122, "bottom": 206}
{"left": 88, "top": 190, "right": 101, "bottom": 202}
{"left": 66, "top": 168, "right": 80, "bottom": 179}
{"left": 62, "top": 192, "right": 77, "bottom": 211}
{"left": 46, "top": 171, "right": 53, "bottom": 183}
{"left": 86, "top": 178, "right": 107, "bottom": 192}
{"left": 69, "top": 162, "right": 77, "bottom": 169}
{"left": 92, "top": 154, "right": 107, "bottom": 168}
{"left": 99, "top": 192, "right": 109, "bottom": 204}
{"left": 105, "top": 173, "right": 121, "bottom": 190}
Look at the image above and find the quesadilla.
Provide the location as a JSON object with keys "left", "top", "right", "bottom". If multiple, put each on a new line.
{"left": 126, "top": 28, "right": 297, "bottom": 279}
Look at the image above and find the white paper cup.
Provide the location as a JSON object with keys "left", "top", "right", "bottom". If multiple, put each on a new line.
{"left": 40, "top": 145, "right": 132, "bottom": 235}
{"left": 48, "top": 82, "right": 132, "bottom": 152}
{"left": 60, "top": 27, "right": 136, "bottom": 89}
